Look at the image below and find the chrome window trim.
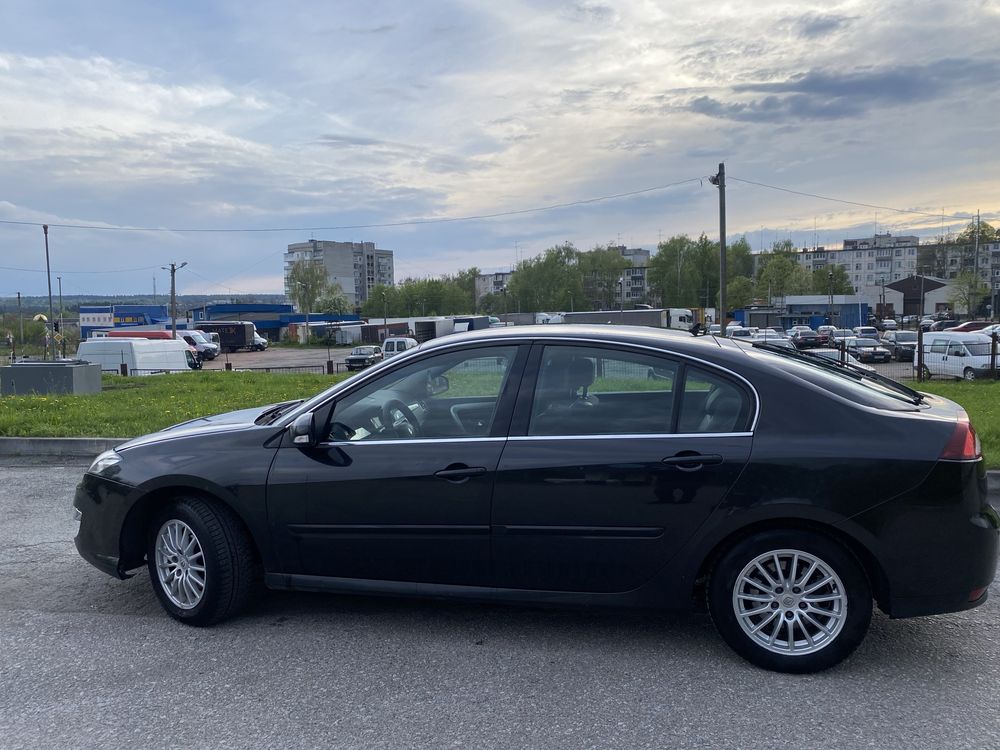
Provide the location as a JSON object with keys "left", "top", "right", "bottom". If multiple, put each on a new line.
{"left": 508, "top": 432, "right": 754, "bottom": 442}
{"left": 280, "top": 333, "right": 761, "bottom": 433}
{"left": 319, "top": 436, "right": 507, "bottom": 448}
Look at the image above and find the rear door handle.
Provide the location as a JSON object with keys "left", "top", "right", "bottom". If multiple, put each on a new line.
{"left": 661, "top": 453, "right": 723, "bottom": 472}
{"left": 434, "top": 465, "right": 488, "bottom": 482}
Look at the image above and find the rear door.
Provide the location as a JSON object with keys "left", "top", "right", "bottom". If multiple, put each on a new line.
{"left": 491, "top": 343, "right": 754, "bottom": 593}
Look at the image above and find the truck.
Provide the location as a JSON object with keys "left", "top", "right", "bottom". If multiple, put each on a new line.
{"left": 561, "top": 308, "right": 694, "bottom": 330}
{"left": 193, "top": 321, "right": 256, "bottom": 353}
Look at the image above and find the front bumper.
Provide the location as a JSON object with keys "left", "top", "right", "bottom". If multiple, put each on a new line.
{"left": 73, "top": 473, "right": 137, "bottom": 579}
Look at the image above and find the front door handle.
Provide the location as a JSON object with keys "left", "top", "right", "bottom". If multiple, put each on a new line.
{"left": 661, "top": 453, "right": 723, "bottom": 472}
{"left": 434, "top": 465, "right": 488, "bottom": 482}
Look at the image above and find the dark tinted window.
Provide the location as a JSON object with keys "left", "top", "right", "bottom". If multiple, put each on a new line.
{"left": 528, "top": 346, "right": 677, "bottom": 436}
{"left": 676, "top": 367, "right": 752, "bottom": 434}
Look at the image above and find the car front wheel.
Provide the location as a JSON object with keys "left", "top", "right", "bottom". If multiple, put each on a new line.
{"left": 147, "top": 497, "right": 256, "bottom": 626}
{"left": 708, "top": 530, "right": 872, "bottom": 673}
{"left": 964, "top": 367, "right": 977, "bottom": 381}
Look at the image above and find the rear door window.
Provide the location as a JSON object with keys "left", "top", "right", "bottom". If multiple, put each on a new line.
{"left": 676, "top": 367, "right": 752, "bottom": 434}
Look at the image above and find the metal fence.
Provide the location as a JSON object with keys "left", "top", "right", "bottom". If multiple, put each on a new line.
{"left": 823, "top": 329, "right": 1000, "bottom": 383}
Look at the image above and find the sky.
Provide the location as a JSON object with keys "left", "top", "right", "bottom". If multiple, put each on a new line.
{"left": 1, "top": 0, "right": 999, "bottom": 298}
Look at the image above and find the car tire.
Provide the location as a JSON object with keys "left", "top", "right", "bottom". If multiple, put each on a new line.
{"left": 147, "top": 497, "right": 256, "bottom": 627}
{"left": 708, "top": 529, "right": 872, "bottom": 673}
{"left": 964, "top": 367, "right": 977, "bottom": 381}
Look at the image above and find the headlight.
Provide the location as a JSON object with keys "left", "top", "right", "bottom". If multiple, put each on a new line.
{"left": 88, "top": 450, "right": 122, "bottom": 476}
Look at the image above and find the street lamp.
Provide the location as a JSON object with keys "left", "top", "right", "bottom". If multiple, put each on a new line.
{"left": 161, "top": 262, "right": 188, "bottom": 339}
{"left": 618, "top": 276, "right": 624, "bottom": 323}
{"left": 381, "top": 289, "right": 388, "bottom": 331}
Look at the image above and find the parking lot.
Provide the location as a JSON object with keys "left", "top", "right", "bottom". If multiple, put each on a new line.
{"left": 2, "top": 459, "right": 999, "bottom": 749}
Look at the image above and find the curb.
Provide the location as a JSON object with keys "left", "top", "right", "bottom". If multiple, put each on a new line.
{"left": 0, "top": 437, "right": 123, "bottom": 458}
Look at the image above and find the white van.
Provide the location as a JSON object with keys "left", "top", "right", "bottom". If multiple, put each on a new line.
{"left": 76, "top": 338, "right": 196, "bottom": 374}
{"left": 920, "top": 332, "right": 993, "bottom": 381}
{"left": 382, "top": 337, "right": 418, "bottom": 358}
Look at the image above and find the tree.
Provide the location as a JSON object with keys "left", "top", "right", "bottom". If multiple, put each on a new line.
{"left": 315, "top": 282, "right": 350, "bottom": 314}
{"left": 956, "top": 221, "right": 999, "bottom": 245}
{"left": 949, "top": 271, "right": 989, "bottom": 317}
{"left": 579, "top": 245, "right": 630, "bottom": 309}
{"left": 727, "top": 276, "right": 755, "bottom": 309}
{"left": 811, "top": 265, "right": 854, "bottom": 296}
{"left": 287, "top": 258, "right": 330, "bottom": 314}
{"left": 649, "top": 235, "right": 698, "bottom": 307}
{"left": 506, "top": 243, "right": 583, "bottom": 311}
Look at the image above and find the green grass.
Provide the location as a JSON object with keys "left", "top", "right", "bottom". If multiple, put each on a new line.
{"left": 4, "top": 370, "right": 1000, "bottom": 469}
{"left": 916, "top": 379, "right": 1000, "bottom": 468}
{"left": 0, "top": 372, "right": 344, "bottom": 438}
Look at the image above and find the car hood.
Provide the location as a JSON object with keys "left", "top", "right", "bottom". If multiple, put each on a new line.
{"left": 114, "top": 403, "right": 282, "bottom": 452}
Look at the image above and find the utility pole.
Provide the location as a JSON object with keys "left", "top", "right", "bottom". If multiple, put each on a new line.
{"left": 709, "top": 163, "right": 727, "bottom": 334}
{"left": 17, "top": 292, "right": 23, "bottom": 348}
{"left": 618, "top": 276, "right": 624, "bottom": 322}
{"left": 43, "top": 225, "right": 55, "bottom": 360}
{"left": 163, "top": 262, "right": 188, "bottom": 338}
{"left": 58, "top": 276, "right": 64, "bottom": 358}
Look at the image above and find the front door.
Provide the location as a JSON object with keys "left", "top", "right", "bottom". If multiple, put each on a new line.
{"left": 267, "top": 343, "right": 525, "bottom": 586}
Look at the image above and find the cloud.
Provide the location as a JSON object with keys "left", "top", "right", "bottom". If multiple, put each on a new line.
{"left": 793, "top": 13, "right": 857, "bottom": 38}
{"left": 684, "top": 58, "right": 1000, "bottom": 123}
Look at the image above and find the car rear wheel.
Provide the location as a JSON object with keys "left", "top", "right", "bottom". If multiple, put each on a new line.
{"left": 708, "top": 529, "right": 872, "bottom": 673}
{"left": 147, "top": 497, "right": 256, "bottom": 626}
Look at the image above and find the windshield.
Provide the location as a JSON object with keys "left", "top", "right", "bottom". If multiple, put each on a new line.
{"left": 187, "top": 331, "right": 208, "bottom": 344}
{"left": 854, "top": 339, "right": 879, "bottom": 348}
{"left": 352, "top": 347, "right": 376, "bottom": 355}
{"left": 893, "top": 332, "right": 917, "bottom": 342}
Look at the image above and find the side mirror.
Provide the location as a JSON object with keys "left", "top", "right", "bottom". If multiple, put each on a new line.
{"left": 289, "top": 412, "right": 317, "bottom": 447}
{"left": 428, "top": 374, "right": 449, "bottom": 396}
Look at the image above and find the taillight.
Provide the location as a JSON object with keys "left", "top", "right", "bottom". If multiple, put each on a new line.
{"left": 941, "top": 413, "right": 982, "bottom": 461}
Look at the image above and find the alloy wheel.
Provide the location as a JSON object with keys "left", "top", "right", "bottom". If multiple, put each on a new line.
{"left": 154, "top": 519, "right": 207, "bottom": 610}
{"left": 732, "top": 548, "right": 847, "bottom": 656}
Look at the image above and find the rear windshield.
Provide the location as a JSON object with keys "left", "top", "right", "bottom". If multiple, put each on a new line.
{"left": 893, "top": 332, "right": 917, "bottom": 342}
{"left": 745, "top": 348, "right": 920, "bottom": 410}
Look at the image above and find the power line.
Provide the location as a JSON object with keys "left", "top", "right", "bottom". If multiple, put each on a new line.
{"left": 0, "top": 263, "right": 163, "bottom": 274}
{"left": 0, "top": 178, "right": 706, "bottom": 234}
{"left": 728, "top": 177, "right": 982, "bottom": 223}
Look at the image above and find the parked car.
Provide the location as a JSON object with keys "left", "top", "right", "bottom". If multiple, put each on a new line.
{"left": 845, "top": 337, "right": 891, "bottom": 363}
{"left": 750, "top": 335, "right": 796, "bottom": 350}
{"left": 920, "top": 332, "right": 994, "bottom": 380}
{"left": 789, "top": 328, "right": 821, "bottom": 349}
{"left": 881, "top": 319, "right": 898, "bottom": 331}
{"left": 827, "top": 329, "right": 854, "bottom": 349}
{"left": 807, "top": 347, "right": 874, "bottom": 371}
{"left": 852, "top": 326, "right": 880, "bottom": 340}
{"left": 928, "top": 319, "right": 960, "bottom": 331}
{"left": 74, "top": 326, "right": 998, "bottom": 674}
{"left": 816, "top": 325, "right": 838, "bottom": 345}
{"left": 945, "top": 320, "right": 992, "bottom": 333}
{"left": 344, "top": 345, "right": 383, "bottom": 371}
{"left": 382, "top": 336, "right": 419, "bottom": 358}
{"left": 880, "top": 330, "right": 918, "bottom": 362}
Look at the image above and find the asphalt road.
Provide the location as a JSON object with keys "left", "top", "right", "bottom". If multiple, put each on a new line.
{"left": 2, "top": 460, "right": 999, "bottom": 750}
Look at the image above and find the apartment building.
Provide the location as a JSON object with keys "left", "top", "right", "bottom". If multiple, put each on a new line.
{"left": 283, "top": 240, "right": 394, "bottom": 309}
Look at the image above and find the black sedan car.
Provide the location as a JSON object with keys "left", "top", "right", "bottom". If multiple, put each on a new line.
{"left": 74, "top": 326, "right": 998, "bottom": 673}
{"left": 845, "top": 336, "right": 892, "bottom": 363}
{"left": 789, "top": 328, "right": 821, "bottom": 349}
{"left": 344, "top": 345, "right": 383, "bottom": 371}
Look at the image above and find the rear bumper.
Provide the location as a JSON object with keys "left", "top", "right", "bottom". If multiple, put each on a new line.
{"left": 843, "top": 460, "right": 998, "bottom": 619}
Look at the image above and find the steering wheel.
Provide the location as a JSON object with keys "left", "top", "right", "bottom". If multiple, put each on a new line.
{"left": 381, "top": 399, "right": 421, "bottom": 438}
